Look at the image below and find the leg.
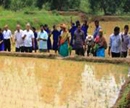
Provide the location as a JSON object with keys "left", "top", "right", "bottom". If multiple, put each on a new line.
{"left": 76, "top": 48, "right": 79, "bottom": 55}
{"left": 7, "top": 39, "right": 11, "bottom": 52}
{"left": 111, "top": 52, "right": 116, "bottom": 58}
{"left": 87, "top": 46, "right": 91, "bottom": 56}
{"left": 24, "top": 47, "right": 28, "bottom": 52}
{"left": 4, "top": 40, "right": 7, "bottom": 51}
{"left": 112, "top": 52, "right": 120, "bottom": 58}
{"left": 125, "top": 52, "right": 128, "bottom": 58}
{"left": 16, "top": 48, "right": 20, "bottom": 52}
{"left": 29, "top": 47, "right": 32, "bottom": 53}
{"left": 20, "top": 46, "right": 25, "bottom": 52}
{"left": 82, "top": 48, "right": 85, "bottom": 56}
{"left": 116, "top": 53, "right": 121, "bottom": 57}
{"left": 80, "top": 48, "right": 85, "bottom": 56}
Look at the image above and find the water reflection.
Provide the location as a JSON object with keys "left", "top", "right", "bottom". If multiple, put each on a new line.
{"left": 0, "top": 57, "right": 128, "bottom": 108}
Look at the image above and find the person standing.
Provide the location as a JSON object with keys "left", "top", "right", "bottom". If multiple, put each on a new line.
{"left": 0, "top": 28, "right": 4, "bottom": 51}
{"left": 52, "top": 25, "right": 60, "bottom": 53}
{"left": 22, "top": 23, "right": 35, "bottom": 53}
{"left": 3, "top": 25, "right": 12, "bottom": 52}
{"left": 14, "top": 24, "right": 24, "bottom": 52}
{"left": 108, "top": 27, "right": 122, "bottom": 58}
{"left": 93, "top": 20, "right": 102, "bottom": 39}
{"left": 37, "top": 25, "right": 48, "bottom": 53}
{"left": 59, "top": 24, "right": 70, "bottom": 57}
{"left": 32, "top": 27, "right": 38, "bottom": 53}
{"left": 85, "top": 35, "right": 94, "bottom": 56}
{"left": 74, "top": 24, "right": 85, "bottom": 56}
{"left": 69, "top": 23, "right": 77, "bottom": 49}
{"left": 95, "top": 30, "right": 107, "bottom": 57}
{"left": 120, "top": 25, "right": 130, "bottom": 58}
{"left": 81, "top": 20, "right": 89, "bottom": 39}
{"left": 44, "top": 24, "right": 52, "bottom": 52}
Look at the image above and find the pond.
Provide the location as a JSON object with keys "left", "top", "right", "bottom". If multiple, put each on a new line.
{"left": 0, "top": 56, "right": 129, "bottom": 108}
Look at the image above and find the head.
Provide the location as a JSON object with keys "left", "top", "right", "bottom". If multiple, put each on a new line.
{"left": 53, "top": 25, "right": 56, "bottom": 30}
{"left": 44, "top": 24, "right": 48, "bottom": 30}
{"left": 94, "top": 20, "right": 99, "bottom": 27}
{"left": 16, "top": 24, "right": 21, "bottom": 31}
{"left": 40, "top": 25, "right": 44, "bottom": 32}
{"left": 71, "top": 23, "right": 75, "bottom": 27}
{"left": 4, "top": 25, "right": 8, "bottom": 31}
{"left": 32, "top": 27, "right": 36, "bottom": 32}
{"left": 61, "top": 24, "right": 67, "bottom": 32}
{"left": 76, "top": 20, "right": 80, "bottom": 27}
{"left": 60, "top": 24, "right": 63, "bottom": 30}
{"left": 99, "top": 29, "right": 103, "bottom": 37}
{"left": 26, "top": 23, "right": 31, "bottom": 31}
{"left": 77, "top": 24, "right": 81, "bottom": 32}
{"left": 114, "top": 27, "right": 120, "bottom": 36}
{"left": 84, "top": 20, "right": 88, "bottom": 25}
{"left": 124, "top": 25, "right": 129, "bottom": 34}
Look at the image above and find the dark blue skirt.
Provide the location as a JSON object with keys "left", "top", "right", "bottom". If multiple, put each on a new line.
{"left": 53, "top": 40, "right": 58, "bottom": 50}
{"left": 47, "top": 37, "right": 52, "bottom": 50}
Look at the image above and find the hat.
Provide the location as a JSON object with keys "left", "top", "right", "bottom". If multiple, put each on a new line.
{"left": 61, "top": 24, "right": 67, "bottom": 29}
{"left": 87, "top": 35, "right": 93, "bottom": 41}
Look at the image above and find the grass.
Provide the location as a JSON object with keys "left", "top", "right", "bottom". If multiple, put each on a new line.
{"left": 0, "top": 8, "right": 78, "bottom": 31}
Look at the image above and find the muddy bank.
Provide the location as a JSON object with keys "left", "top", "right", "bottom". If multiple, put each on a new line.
{"left": 113, "top": 78, "right": 130, "bottom": 108}
{"left": 0, "top": 52, "right": 130, "bottom": 65}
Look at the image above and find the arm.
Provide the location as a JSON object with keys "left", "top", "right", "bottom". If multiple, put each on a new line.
{"left": 22, "top": 31, "right": 26, "bottom": 40}
{"left": 10, "top": 30, "right": 13, "bottom": 43}
{"left": 32, "top": 32, "right": 35, "bottom": 48}
{"left": 0, "top": 35, "right": 3, "bottom": 44}
{"left": 128, "top": 37, "right": 130, "bottom": 56}
{"left": 67, "top": 33, "right": 70, "bottom": 45}
{"left": 108, "top": 36, "right": 112, "bottom": 56}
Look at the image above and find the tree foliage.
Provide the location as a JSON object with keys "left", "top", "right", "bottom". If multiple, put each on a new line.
{"left": 88, "top": 0, "right": 130, "bottom": 15}
{"left": 0, "top": 0, "right": 130, "bottom": 15}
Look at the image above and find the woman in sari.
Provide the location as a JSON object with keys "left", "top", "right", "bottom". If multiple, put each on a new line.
{"left": 95, "top": 30, "right": 107, "bottom": 57}
{"left": 59, "top": 24, "right": 70, "bottom": 57}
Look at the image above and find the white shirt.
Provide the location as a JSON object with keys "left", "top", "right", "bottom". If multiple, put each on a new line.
{"left": 14, "top": 29, "right": 24, "bottom": 48}
{"left": 3, "top": 29, "right": 12, "bottom": 39}
{"left": 22, "top": 30, "right": 34, "bottom": 47}
{"left": 37, "top": 31, "right": 48, "bottom": 50}
{"left": 109, "top": 33, "right": 122, "bottom": 53}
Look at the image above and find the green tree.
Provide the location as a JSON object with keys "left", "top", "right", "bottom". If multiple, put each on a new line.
{"left": 123, "top": 0, "right": 130, "bottom": 13}
{"left": 36, "top": 0, "right": 46, "bottom": 9}
{"left": 88, "top": 0, "right": 124, "bottom": 15}
{"left": 0, "top": 0, "right": 11, "bottom": 9}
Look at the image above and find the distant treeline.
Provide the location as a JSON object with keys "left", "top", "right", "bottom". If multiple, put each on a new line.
{"left": 0, "top": 0, "right": 130, "bottom": 15}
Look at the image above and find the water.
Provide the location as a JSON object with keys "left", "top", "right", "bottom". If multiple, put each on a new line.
{"left": 0, "top": 56, "right": 128, "bottom": 108}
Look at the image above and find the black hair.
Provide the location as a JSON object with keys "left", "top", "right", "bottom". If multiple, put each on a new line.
{"left": 44, "top": 24, "right": 48, "bottom": 28}
{"left": 53, "top": 25, "right": 56, "bottom": 28}
{"left": 114, "top": 26, "right": 120, "bottom": 32}
{"left": 77, "top": 23, "right": 81, "bottom": 27}
{"left": 124, "top": 25, "right": 129, "bottom": 29}
{"left": 95, "top": 20, "right": 99, "bottom": 23}
{"left": 40, "top": 25, "right": 44, "bottom": 27}
{"left": 32, "top": 27, "right": 36, "bottom": 31}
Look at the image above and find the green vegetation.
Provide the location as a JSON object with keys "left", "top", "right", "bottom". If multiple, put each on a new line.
{"left": 0, "top": 7, "right": 78, "bottom": 31}
{"left": 115, "top": 79, "right": 130, "bottom": 108}
{"left": 1, "top": 0, "right": 130, "bottom": 15}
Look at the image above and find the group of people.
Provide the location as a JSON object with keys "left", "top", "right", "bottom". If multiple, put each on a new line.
{"left": 0, "top": 20, "right": 130, "bottom": 58}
